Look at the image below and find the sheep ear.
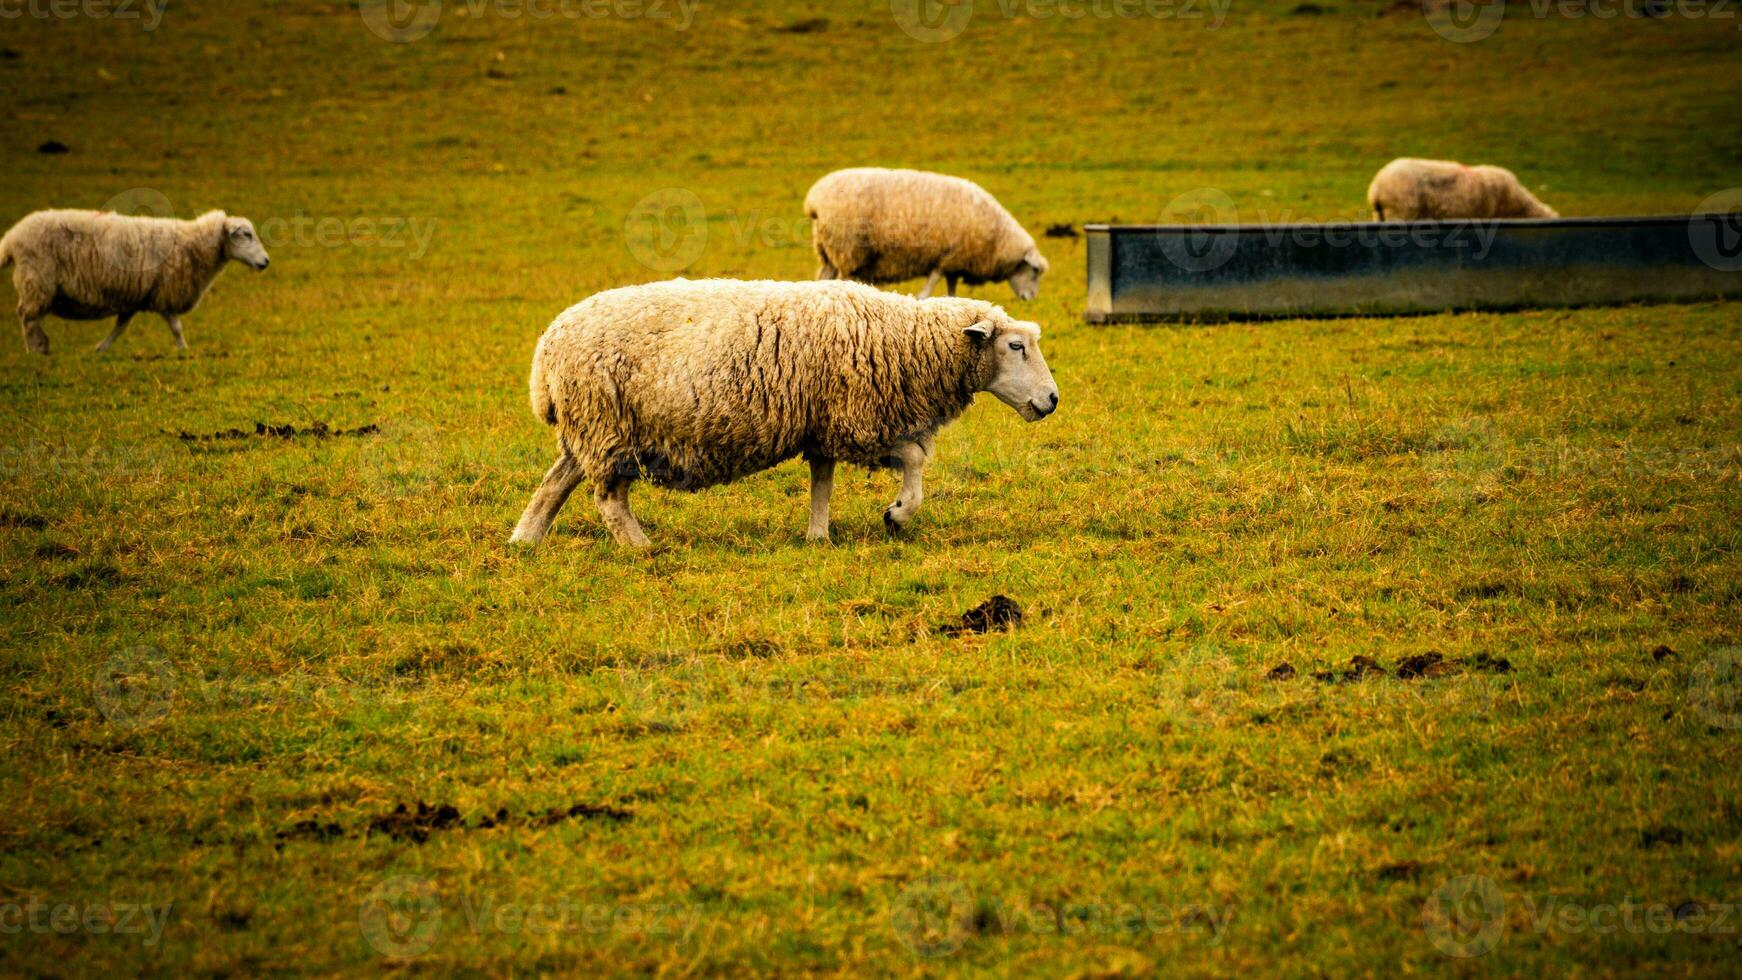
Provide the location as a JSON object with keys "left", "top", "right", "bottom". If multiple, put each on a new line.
{"left": 964, "top": 320, "right": 995, "bottom": 343}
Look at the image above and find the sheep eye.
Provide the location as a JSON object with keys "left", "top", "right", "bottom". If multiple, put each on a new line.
{"left": 1010, "top": 342, "right": 1025, "bottom": 352}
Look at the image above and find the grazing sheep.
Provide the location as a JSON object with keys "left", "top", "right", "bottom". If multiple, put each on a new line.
{"left": 805, "top": 168, "right": 1050, "bottom": 301}
{"left": 510, "top": 279, "right": 1061, "bottom": 548}
{"left": 1367, "top": 158, "right": 1560, "bottom": 222}
{"left": 0, "top": 209, "right": 270, "bottom": 355}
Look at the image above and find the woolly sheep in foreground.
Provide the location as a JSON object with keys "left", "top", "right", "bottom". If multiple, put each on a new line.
{"left": 1367, "top": 158, "right": 1560, "bottom": 222}
{"left": 0, "top": 209, "right": 270, "bottom": 355}
{"left": 805, "top": 168, "right": 1050, "bottom": 301}
{"left": 510, "top": 279, "right": 1061, "bottom": 548}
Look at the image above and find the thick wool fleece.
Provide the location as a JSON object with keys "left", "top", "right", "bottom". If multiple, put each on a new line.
{"left": 529, "top": 279, "right": 1010, "bottom": 494}
{"left": 1367, "top": 159, "right": 1559, "bottom": 221}
{"left": 805, "top": 168, "right": 1040, "bottom": 285}
{"left": 1, "top": 209, "right": 232, "bottom": 320}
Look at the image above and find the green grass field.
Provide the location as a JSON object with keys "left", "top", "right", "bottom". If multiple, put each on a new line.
{"left": 3, "top": 0, "right": 1742, "bottom": 974}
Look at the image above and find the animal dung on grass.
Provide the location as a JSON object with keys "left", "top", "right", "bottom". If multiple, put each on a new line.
{"left": 509, "top": 279, "right": 1060, "bottom": 548}
{"left": 178, "top": 421, "right": 382, "bottom": 442}
{"left": 364, "top": 800, "right": 632, "bottom": 844}
{"left": 938, "top": 595, "right": 1024, "bottom": 637}
{"left": 1396, "top": 652, "right": 1455, "bottom": 680}
{"left": 1312, "top": 656, "right": 1388, "bottom": 683}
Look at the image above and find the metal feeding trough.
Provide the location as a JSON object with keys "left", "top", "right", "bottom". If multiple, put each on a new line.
{"left": 1084, "top": 215, "right": 1742, "bottom": 322}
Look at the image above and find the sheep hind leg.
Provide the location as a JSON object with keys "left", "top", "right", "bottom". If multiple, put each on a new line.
{"left": 510, "top": 453, "right": 586, "bottom": 545}
{"left": 947, "top": 275, "right": 959, "bottom": 297}
{"left": 597, "top": 479, "right": 652, "bottom": 549}
{"left": 163, "top": 314, "right": 188, "bottom": 351}
{"left": 918, "top": 270, "right": 943, "bottom": 300}
{"left": 95, "top": 312, "right": 135, "bottom": 353}
{"left": 806, "top": 458, "right": 835, "bottom": 543}
{"left": 20, "top": 316, "right": 49, "bottom": 355}
{"left": 883, "top": 441, "right": 928, "bottom": 534}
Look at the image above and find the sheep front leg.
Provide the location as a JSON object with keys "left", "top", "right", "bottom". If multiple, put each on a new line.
{"left": 807, "top": 458, "right": 835, "bottom": 542}
{"left": 95, "top": 312, "right": 134, "bottom": 353}
{"left": 163, "top": 314, "right": 188, "bottom": 351}
{"left": 510, "top": 453, "right": 586, "bottom": 545}
{"left": 883, "top": 441, "right": 928, "bottom": 534}
{"left": 20, "top": 316, "right": 49, "bottom": 355}
{"left": 946, "top": 274, "right": 959, "bottom": 297}
{"left": 597, "top": 479, "right": 652, "bottom": 549}
{"left": 918, "top": 270, "right": 943, "bottom": 300}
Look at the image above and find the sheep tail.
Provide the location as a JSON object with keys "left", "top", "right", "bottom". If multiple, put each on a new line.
{"left": 0, "top": 229, "right": 13, "bottom": 270}
{"left": 529, "top": 346, "right": 557, "bottom": 427}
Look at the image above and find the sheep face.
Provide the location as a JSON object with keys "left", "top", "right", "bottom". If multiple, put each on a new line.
{"left": 1007, "top": 249, "right": 1049, "bottom": 301}
{"left": 969, "top": 319, "right": 1059, "bottom": 422}
{"left": 223, "top": 217, "right": 271, "bottom": 270}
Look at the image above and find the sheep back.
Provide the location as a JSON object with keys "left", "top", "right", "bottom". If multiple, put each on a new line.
{"left": 1368, "top": 159, "right": 1558, "bottom": 220}
{"left": 806, "top": 169, "right": 1038, "bottom": 285}
{"left": 0, "top": 209, "right": 229, "bottom": 319}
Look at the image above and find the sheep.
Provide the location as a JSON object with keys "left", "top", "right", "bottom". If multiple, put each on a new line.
{"left": 804, "top": 168, "right": 1050, "bottom": 302}
{"left": 1367, "top": 158, "right": 1560, "bottom": 222}
{"left": 509, "top": 278, "right": 1061, "bottom": 548}
{"left": 0, "top": 208, "right": 270, "bottom": 355}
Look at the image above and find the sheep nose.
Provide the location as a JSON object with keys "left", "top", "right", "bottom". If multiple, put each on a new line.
{"left": 1048, "top": 391, "right": 1060, "bottom": 409}
{"left": 259, "top": 258, "right": 271, "bottom": 269}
